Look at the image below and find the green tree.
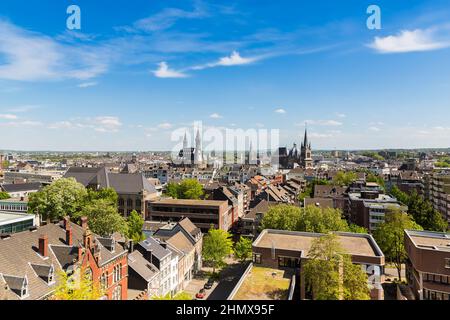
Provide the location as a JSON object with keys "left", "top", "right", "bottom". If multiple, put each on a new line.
{"left": 52, "top": 270, "right": 104, "bottom": 300}
{"left": 261, "top": 204, "right": 352, "bottom": 233}
{"left": 0, "top": 191, "right": 10, "bottom": 200}
{"left": 366, "top": 173, "right": 385, "bottom": 190}
{"left": 127, "top": 210, "right": 146, "bottom": 243}
{"left": 298, "top": 206, "right": 350, "bottom": 233}
{"left": 81, "top": 199, "right": 128, "bottom": 237}
{"left": 373, "top": 207, "right": 422, "bottom": 280}
{"left": 391, "top": 186, "right": 447, "bottom": 232}
{"left": 233, "top": 236, "right": 253, "bottom": 263}
{"left": 203, "top": 228, "right": 233, "bottom": 274}
{"left": 28, "top": 178, "right": 88, "bottom": 221}
{"left": 86, "top": 188, "right": 118, "bottom": 206}
{"left": 304, "top": 234, "right": 370, "bottom": 300}
{"left": 333, "top": 171, "right": 357, "bottom": 186}
{"left": 165, "top": 179, "right": 204, "bottom": 200}
{"left": 348, "top": 224, "right": 368, "bottom": 234}
{"left": 260, "top": 204, "right": 301, "bottom": 231}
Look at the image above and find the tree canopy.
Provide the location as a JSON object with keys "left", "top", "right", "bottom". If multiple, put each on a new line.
{"left": 166, "top": 179, "right": 204, "bottom": 200}
{"left": 127, "top": 210, "right": 146, "bottom": 243}
{"left": 202, "top": 228, "right": 233, "bottom": 274}
{"left": 260, "top": 204, "right": 362, "bottom": 234}
{"left": 0, "top": 191, "right": 10, "bottom": 200}
{"left": 373, "top": 207, "right": 422, "bottom": 280}
{"left": 304, "top": 233, "right": 370, "bottom": 300}
{"left": 52, "top": 270, "right": 104, "bottom": 300}
{"left": 233, "top": 236, "right": 253, "bottom": 263}
{"left": 333, "top": 171, "right": 357, "bottom": 186}
{"left": 80, "top": 199, "right": 127, "bottom": 237}
{"left": 28, "top": 178, "right": 88, "bottom": 221}
{"left": 391, "top": 185, "right": 447, "bottom": 232}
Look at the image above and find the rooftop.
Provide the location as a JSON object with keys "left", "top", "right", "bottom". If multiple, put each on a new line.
{"left": 405, "top": 230, "right": 450, "bottom": 252}
{"left": 254, "top": 229, "right": 384, "bottom": 258}
{"left": 233, "top": 266, "right": 292, "bottom": 300}
{"left": 149, "top": 198, "right": 227, "bottom": 207}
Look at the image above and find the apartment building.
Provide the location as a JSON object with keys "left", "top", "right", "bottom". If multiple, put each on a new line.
{"left": 404, "top": 230, "right": 450, "bottom": 300}
{"left": 428, "top": 172, "right": 450, "bottom": 224}
{"left": 147, "top": 199, "right": 231, "bottom": 232}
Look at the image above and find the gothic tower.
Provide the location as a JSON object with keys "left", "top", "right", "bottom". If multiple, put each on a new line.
{"left": 300, "top": 127, "right": 313, "bottom": 169}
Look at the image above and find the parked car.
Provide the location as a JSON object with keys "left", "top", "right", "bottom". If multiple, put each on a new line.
{"left": 204, "top": 279, "right": 214, "bottom": 290}
{"left": 196, "top": 289, "right": 206, "bottom": 299}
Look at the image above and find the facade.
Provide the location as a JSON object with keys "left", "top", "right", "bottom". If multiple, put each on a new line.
{"left": 0, "top": 198, "right": 29, "bottom": 214}
{"left": 0, "top": 217, "right": 128, "bottom": 300}
{"left": 0, "top": 211, "right": 36, "bottom": 235}
{"left": 300, "top": 128, "right": 313, "bottom": 169}
{"left": 252, "top": 229, "right": 385, "bottom": 300}
{"left": 147, "top": 198, "right": 231, "bottom": 232}
{"left": 428, "top": 172, "right": 450, "bottom": 224}
{"left": 404, "top": 230, "right": 450, "bottom": 300}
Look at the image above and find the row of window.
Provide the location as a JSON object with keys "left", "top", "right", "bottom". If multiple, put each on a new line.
{"left": 423, "top": 273, "right": 450, "bottom": 285}
{"left": 423, "top": 288, "right": 450, "bottom": 300}
{"left": 99, "top": 263, "right": 123, "bottom": 289}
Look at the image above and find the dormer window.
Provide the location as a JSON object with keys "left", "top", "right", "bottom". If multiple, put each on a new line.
{"left": 21, "top": 276, "right": 29, "bottom": 298}
{"left": 48, "top": 265, "right": 55, "bottom": 284}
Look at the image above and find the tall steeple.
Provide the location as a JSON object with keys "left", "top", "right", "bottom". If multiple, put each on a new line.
{"left": 194, "top": 128, "right": 203, "bottom": 165}
{"left": 183, "top": 132, "right": 188, "bottom": 150}
{"left": 303, "top": 123, "right": 308, "bottom": 147}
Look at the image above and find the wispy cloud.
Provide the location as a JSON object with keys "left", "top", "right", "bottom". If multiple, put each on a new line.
{"left": 49, "top": 116, "right": 122, "bottom": 133}
{"left": 157, "top": 122, "right": 173, "bottom": 129}
{"left": 0, "top": 114, "right": 18, "bottom": 120}
{"left": 369, "top": 28, "right": 450, "bottom": 53}
{"left": 303, "top": 119, "right": 343, "bottom": 126}
{"left": 274, "top": 108, "right": 286, "bottom": 114}
{"left": 0, "top": 20, "right": 109, "bottom": 81}
{"left": 191, "top": 51, "right": 258, "bottom": 70}
{"left": 209, "top": 113, "right": 222, "bottom": 119}
{"left": 153, "top": 62, "right": 188, "bottom": 78}
{"left": 126, "top": 1, "right": 208, "bottom": 33}
{"left": 6, "top": 105, "right": 39, "bottom": 113}
{"left": 368, "top": 126, "right": 381, "bottom": 132}
{"left": 77, "top": 82, "right": 98, "bottom": 88}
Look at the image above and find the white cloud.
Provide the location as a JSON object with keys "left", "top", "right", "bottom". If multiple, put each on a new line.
{"left": 48, "top": 116, "right": 122, "bottom": 132}
{"left": 308, "top": 132, "right": 333, "bottom": 138}
{"left": 369, "top": 28, "right": 450, "bottom": 54}
{"left": 369, "top": 126, "right": 381, "bottom": 132}
{"left": 0, "top": 114, "right": 18, "bottom": 120}
{"left": 153, "top": 62, "right": 188, "bottom": 78}
{"left": 6, "top": 105, "right": 39, "bottom": 113}
{"left": 304, "top": 119, "right": 343, "bottom": 126}
{"left": 209, "top": 113, "right": 222, "bottom": 119}
{"left": 158, "top": 122, "right": 173, "bottom": 129}
{"left": 0, "top": 120, "right": 42, "bottom": 127}
{"left": 77, "top": 82, "right": 98, "bottom": 88}
{"left": 274, "top": 108, "right": 286, "bottom": 114}
{"left": 336, "top": 113, "right": 346, "bottom": 118}
{"left": 191, "top": 51, "right": 258, "bottom": 71}
{"left": 0, "top": 20, "right": 108, "bottom": 81}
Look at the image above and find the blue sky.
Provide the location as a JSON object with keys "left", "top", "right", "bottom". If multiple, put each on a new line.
{"left": 1, "top": 0, "right": 450, "bottom": 151}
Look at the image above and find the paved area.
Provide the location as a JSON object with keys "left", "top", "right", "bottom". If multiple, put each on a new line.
{"left": 207, "top": 261, "right": 250, "bottom": 300}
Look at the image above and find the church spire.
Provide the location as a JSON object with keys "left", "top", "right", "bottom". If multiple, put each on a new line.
{"left": 303, "top": 123, "right": 308, "bottom": 147}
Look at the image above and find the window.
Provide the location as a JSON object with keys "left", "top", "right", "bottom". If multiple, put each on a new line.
{"left": 21, "top": 277, "right": 29, "bottom": 298}
{"left": 253, "top": 253, "right": 261, "bottom": 264}
{"left": 101, "top": 272, "right": 108, "bottom": 289}
{"left": 127, "top": 199, "right": 133, "bottom": 207}
{"left": 48, "top": 265, "right": 55, "bottom": 284}
{"left": 118, "top": 198, "right": 124, "bottom": 206}
{"left": 112, "top": 285, "right": 122, "bottom": 300}
{"left": 445, "top": 258, "right": 450, "bottom": 269}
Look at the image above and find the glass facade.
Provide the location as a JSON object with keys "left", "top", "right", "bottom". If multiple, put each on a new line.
{"left": 0, "top": 218, "right": 34, "bottom": 234}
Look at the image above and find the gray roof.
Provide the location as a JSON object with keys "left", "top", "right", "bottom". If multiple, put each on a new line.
{"left": 139, "top": 237, "right": 171, "bottom": 260}
{"left": 64, "top": 167, "right": 157, "bottom": 195}
{"left": 1, "top": 182, "right": 42, "bottom": 193}
{"left": 128, "top": 251, "right": 158, "bottom": 282}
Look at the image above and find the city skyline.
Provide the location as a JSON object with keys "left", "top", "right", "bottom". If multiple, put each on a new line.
{"left": 1, "top": 0, "right": 450, "bottom": 151}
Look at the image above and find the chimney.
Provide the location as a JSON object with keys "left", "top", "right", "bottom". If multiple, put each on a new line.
{"left": 128, "top": 239, "right": 134, "bottom": 253}
{"left": 66, "top": 227, "right": 73, "bottom": 246}
{"left": 38, "top": 235, "right": 48, "bottom": 257}
{"left": 63, "top": 216, "right": 70, "bottom": 230}
{"left": 81, "top": 216, "right": 88, "bottom": 230}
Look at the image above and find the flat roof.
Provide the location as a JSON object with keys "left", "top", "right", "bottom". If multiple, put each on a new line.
{"left": 149, "top": 198, "right": 227, "bottom": 207}
{"left": 406, "top": 230, "right": 450, "bottom": 252}
{"left": 254, "top": 229, "right": 383, "bottom": 258}
{"left": 0, "top": 211, "right": 34, "bottom": 224}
